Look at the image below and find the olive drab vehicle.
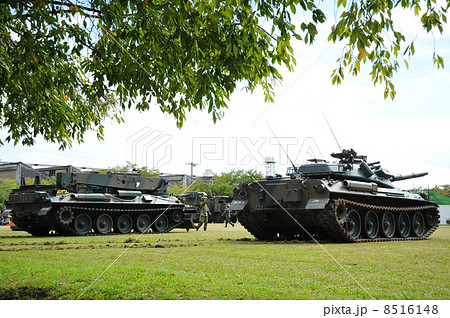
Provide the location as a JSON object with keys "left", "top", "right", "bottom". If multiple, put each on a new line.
{"left": 231, "top": 149, "right": 440, "bottom": 243}
{"left": 178, "top": 192, "right": 233, "bottom": 224}
{"left": 5, "top": 172, "right": 185, "bottom": 236}
{"left": 208, "top": 195, "right": 234, "bottom": 223}
{"left": 178, "top": 192, "right": 206, "bottom": 226}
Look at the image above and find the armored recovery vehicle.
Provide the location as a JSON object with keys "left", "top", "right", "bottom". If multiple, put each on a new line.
{"left": 231, "top": 149, "right": 439, "bottom": 242}
{"left": 6, "top": 172, "right": 185, "bottom": 236}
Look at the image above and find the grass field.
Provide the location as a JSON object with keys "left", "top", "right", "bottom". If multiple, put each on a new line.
{"left": 0, "top": 223, "right": 448, "bottom": 300}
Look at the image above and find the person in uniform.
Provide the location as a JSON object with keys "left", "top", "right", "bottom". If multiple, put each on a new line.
{"left": 197, "top": 197, "right": 211, "bottom": 231}
{"left": 222, "top": 204, "right": 234, "bottom": 227}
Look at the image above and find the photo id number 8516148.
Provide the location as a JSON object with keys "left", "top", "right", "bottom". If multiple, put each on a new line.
{"left": 384, "top": 304, "right": 438, "bottom": 315}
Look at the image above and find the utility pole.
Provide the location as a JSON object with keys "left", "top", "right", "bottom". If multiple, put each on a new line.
{"left": 185, "top": 162, "right": 199, "bottom": 185}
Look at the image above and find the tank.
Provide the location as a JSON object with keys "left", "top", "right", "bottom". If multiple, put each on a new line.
{"left": 5, "top": 172, "right": 185, "bottom": 236}
{"left": 231, "top": 149, "right": 440, "bottom": 242}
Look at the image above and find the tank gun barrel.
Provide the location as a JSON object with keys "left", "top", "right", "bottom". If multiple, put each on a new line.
{"left": 390, "top": 172, "right": 428, "bottom": 182}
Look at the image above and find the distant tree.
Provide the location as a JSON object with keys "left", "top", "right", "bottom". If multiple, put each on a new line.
{"left": 135, "top": 166, "right": 160, "bottom": 178}
{"left": 440, "top": 185, "right": 450, "bottom": 194}
{"left": 184, "top": 179, "right": 212, "bottom": 194}
{"left": 0, "top": 178, "right": 18, "bottom": 210}
{"left": 208, "top": 169, "right": 264, "bottom": 196}
{"left": 0, "top": 1, "right": 447, "bottom": 148}
{"left": 95, "top": 162, "right": 159, "bottom": 177}
{"left": 169, "top": 169, "right": 263, "bottom": 196}
{"left": 168, "top": 182, "right": 186, "bottom": 196}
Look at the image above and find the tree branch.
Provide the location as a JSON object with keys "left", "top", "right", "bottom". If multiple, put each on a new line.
{"left": 48, "top": 1, "right": 102, "bottom": 15}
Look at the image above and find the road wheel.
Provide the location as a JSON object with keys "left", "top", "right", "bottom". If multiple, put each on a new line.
{"left": 171, "top": 210, "right": 184, "bottom": 224}
{"left": 396, "top": 212, "right": 410, "bottom": 238}
{"left": 115, "top": 214, "right": 133, "bottom": 234}
{"left": 412, "top": 212, "right": 425, "bottom": 237}
{"left": 426, "top": 210, "right": 438, "bottom": 228}
{"left": 381, "top": 211, "right": 395, "bottom": 238}
{"left": 362, "top": 210, "right": 379, "bottom": 239}
{"left": 95, "top": 214, "right": 113, "bottom": 234}
{"left": 153, "top": 214, "right": 169, "bottom": 233}
{"left": 134, "top": 214, "right": 151, "bottom": 233}
{"left": 74, "top": 214, "right": 92, "bottom": 235}
{"left": 345, "top": 209, "right": 361, "bottom": 239}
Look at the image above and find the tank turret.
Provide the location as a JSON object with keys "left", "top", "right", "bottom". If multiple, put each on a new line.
{"left": 289, "top": 149, "right": 429, "bottom": 189}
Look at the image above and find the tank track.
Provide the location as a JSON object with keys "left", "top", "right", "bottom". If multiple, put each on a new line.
{"left": 239, "top": 198, "right": 440, "bottom": 243}
{"left": 237, "top": 207, "right": 275, "bottom": 240}
{"left": 19, "top": 205, "right": 184, "bottom": 237}
{"left": 320, "top": 199, "right": 440, "bottom": 243}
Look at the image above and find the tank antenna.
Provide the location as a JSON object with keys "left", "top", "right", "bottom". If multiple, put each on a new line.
{"left": 322, "top": 110, "right": 342, "bottom": 152}
{"left": 266, "top": 121, "right": 297, "bottom": 172}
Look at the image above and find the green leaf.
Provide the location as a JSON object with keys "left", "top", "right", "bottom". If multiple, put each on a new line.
{"left": 290, "top": 4, "right": 296, "bottom": 14}
{"left": 414, "top": 5, "right": 421, "bottom": 16}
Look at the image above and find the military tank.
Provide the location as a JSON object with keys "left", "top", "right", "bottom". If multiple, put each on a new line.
{"left": 231, "top": 149, "right": 440, "bottom": 242}
{"left": 5, "top": 172, "right": 185, "bottom": 236}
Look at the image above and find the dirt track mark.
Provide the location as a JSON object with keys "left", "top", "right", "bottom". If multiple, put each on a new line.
{"left": 2, "top": 240, "right": 68, "bottom": 246}
{"left": 0, "top": 242, "right": 198, "bottom": 252}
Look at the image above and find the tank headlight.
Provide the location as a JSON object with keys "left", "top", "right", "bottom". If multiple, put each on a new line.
{"left": 314, "top": 184, "right": 326, "bottom": 193}
{"left": 238, "top": 190, "right": 248, "bottom": 199}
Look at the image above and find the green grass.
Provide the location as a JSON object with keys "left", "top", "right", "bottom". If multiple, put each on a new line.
{"left": 0, "top": 224, "right": 448, "bottom": 300}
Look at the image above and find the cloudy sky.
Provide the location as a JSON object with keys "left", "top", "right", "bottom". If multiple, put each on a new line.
{"left": 1, "top": 3, "right": 449, "bottom": 189}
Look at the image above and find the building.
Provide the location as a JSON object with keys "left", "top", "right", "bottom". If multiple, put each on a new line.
{"left": 33, "top": 165, "right": 80, "bottom": 179}
{"left": 439, "top": 205, "right": 450, "bottom": 225}
{"left": 199, "top": 169, "right": 214, "bottom": 183}
{"left": 161, "top": 170, "right": 215, "bottom": 188}
{"left": 0, "top": 162, "right": 41, "bottom": 182}
{"left": 0, "top": 161, "right": 80, "bottom": 183}
{"left": 160, "top": 173, "right": 192, "bottom": 188}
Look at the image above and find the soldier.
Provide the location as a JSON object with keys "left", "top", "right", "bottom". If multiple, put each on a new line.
{"left": 222, "top": 204, "right": 234, "bottom": 227}
{"left": 196, "top": 197, "right": 212, "bottom": 231}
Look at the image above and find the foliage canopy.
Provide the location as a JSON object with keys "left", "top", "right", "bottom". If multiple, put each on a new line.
{"left": 0, "top": 0, "right": 447, "bottom": 148}
{"left": 94, "top": 162, "right": 160, "bottom": 177}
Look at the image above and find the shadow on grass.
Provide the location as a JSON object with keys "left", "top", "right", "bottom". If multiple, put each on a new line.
{"left": 0, "top": 286, "right": 59, "bottom": 300}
